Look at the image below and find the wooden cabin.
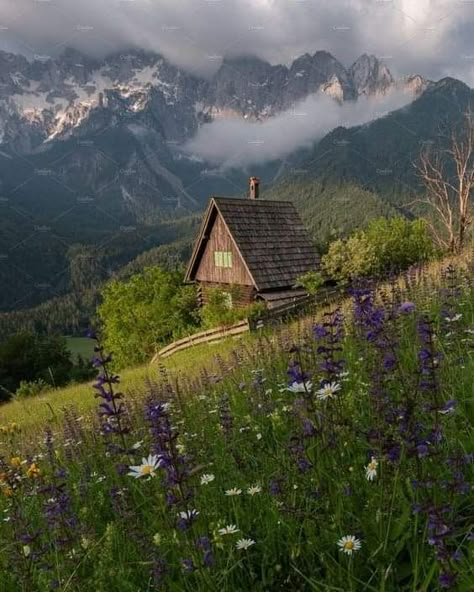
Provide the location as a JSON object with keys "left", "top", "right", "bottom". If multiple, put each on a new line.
{"left": 184, "top": 178, "right": 320, "bottom": 309}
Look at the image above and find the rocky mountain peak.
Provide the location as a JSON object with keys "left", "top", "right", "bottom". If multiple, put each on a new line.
{"left": 350, "top": 53, "right": 394, "bottom": 96}
{"left": 0, "top": 47, "right": 432, "bottom": 153}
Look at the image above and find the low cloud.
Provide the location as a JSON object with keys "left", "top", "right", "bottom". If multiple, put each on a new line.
{"left": 184, "top": 89, "right": 413, "bottom": 168}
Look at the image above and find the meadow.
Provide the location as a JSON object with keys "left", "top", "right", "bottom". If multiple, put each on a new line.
{"left": 0, "top": 258, "right": 473, "bottom": 592}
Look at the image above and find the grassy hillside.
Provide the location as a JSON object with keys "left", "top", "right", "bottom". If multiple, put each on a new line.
{"left": 0, "top": 253, "right": 472, "bottom": 591}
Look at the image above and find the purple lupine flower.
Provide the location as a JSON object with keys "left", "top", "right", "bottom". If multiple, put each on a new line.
{"left": 269, "top": 477, "right": 284, "bottom": 496}
{"left": 218, "top": 393, "right": 233, "bottom": 440}
{"left": 90, "top": 338, "right": 130, "bottom": 458}
{"left": 181, "top": 558, "right": 195, "bottom": 573}
{"left": 438, "top": 572, "right": 457, "bottom": 588}
{"left": 313, "top": 308, "right": 346, "bottom": 381}
{"left": 288, "top": 436, "right": 313, "bottom": 473}
{"left": 398, "top": 301, "right": 416, "bottom": 314}
{"left": 145, "top": 397, "right": 194, "bottom": 507}
{"left": 196, "top": 536, "right": 214, "bottom": 567}
{"left": 151, "top": 555, "right": 167, "bottom": 589}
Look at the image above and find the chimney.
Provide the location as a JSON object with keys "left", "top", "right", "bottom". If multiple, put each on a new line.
{"left": 249, "top": 176, "right": 260, "bottom": 200}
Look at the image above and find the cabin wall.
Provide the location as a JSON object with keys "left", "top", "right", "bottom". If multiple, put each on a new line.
{"left": 195, "top": 214, "right": 254, "bottom": 286}
{"left": 199, "top": 283, "right": 257, "bottom": 307}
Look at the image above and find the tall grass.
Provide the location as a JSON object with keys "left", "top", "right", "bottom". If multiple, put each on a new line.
{"left": 0, "top": 259, "right": 472, "bottom": 591}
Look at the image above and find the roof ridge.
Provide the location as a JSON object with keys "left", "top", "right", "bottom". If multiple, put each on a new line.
{"left": 212, "top": 196, "right": 295, "bottom": 205}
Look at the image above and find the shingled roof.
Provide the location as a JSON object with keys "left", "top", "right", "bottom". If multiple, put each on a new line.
{"left": 185, "top": 197, "right": 320, "bottom": 291}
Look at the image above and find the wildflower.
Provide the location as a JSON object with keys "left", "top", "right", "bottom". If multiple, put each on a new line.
{"left": 181, "top": 558, "right": 195, "bottom": 573}
{"left": 26, "top": 463, "right": 41, "bottom": 479}
{"left": 269, "top": 477, "right": 283, "bottom": 496}
{"left": 399, "top": 301, "right": 416, "bottom": 314}
{"left": 218, "top": 524, "right": 240, "bottom": 535}
{"left": 153, "top": 533, "right": 162, "bottom": 546}
{"left": 316, "top": 381, "right": 342, "bottom": 401}
{"left": 236, "top": 538, "right": 256, "bottom": 550}
{"left": 22, "top": 545, "right": 31, "bottom": 558}
{"left": 200, "top": 473, "right": 215, "bottom": 485}
{"left": 10, "top": 457, "right": 22, "bottom": 467}
{"left": 177, "top": 509, "right": 199, "bottom": 530}
{"left": 2, "top": 485, "right": 13, "bottom": 498}
{"left": 247, "top": 484, "right": 262, "bottom": 496}
{"left": 337, "top": 535, "right": 362, "bottom": 556}
{"left": 365, "top": 457, "right": 378, "bottom": 481}
{"left": 438, "top": 572, "right": 457, "bottom": 588}
{"left": 196, "top": 536, "right": 214, "bottom": 567}
{"left": 256, "top": 433, "right": 262, "bottom": 440}
{"left": 128, "top": 454, "right": 162, "bottom": 479}
{"left": 81, "top": 536, "right": 91, "bottom": 550}
{"left": 225, "top": 488, "right": 242, "bottom": 496}
{"left": 178, "top": 509, "right": 200, "bottom": 521}
{"left": 438, "top": 400, "right": 457, "bottom": 415}
{"left": 287, "top": 381, "right": 313, "bottom": 393}
{"left": 444, "top": 313, "right": 462, "bottom": 323}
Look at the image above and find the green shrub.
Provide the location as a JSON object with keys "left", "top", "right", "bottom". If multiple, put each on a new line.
{"left": 295, "top": 271, "right": 325, "bottom": 295}
{"left": 200, "top": 287, "right": 248, "bottom": 328}
{"left": 14, "top": 379, "right": 50, "bottom": 399}
{"left": 322, "top": 217, "right": 434, "bottom": 282}
{"left": 322, "top": 233, "right": 378, "bottom": 281}
{"left": 98, "top": 266, "right": 200, "bottom": 368}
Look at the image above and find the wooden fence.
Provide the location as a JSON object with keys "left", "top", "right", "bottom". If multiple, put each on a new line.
{"left": 249, "top": 286, "right": 346, "bottom": 329}
{"left": 151, "top": 286, "right": 347, "bottom": 362}
{"left": 151, "top": 319, "right": 250, "bottom": 362}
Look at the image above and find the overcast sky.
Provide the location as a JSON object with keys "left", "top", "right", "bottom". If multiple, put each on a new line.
{"left": 1, "top": 0, "right": 474, "bottom": 84}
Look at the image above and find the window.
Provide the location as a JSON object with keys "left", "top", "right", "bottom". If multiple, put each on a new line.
{"left": 214, "top": 251, "right": 233, "bottom": 268}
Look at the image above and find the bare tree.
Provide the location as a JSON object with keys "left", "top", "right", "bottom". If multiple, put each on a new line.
{"left": 414, "top": 109, "right": 474, "bottom": 253}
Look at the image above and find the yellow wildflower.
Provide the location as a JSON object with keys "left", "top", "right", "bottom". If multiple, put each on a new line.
{"left": 2, "top": 485, "right": 13, "bottom": 497}
{"left": 26, "top": 463, "right": 41, "bottom": 479}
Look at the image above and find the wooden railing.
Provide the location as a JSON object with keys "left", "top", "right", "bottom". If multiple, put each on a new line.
{"left": 249, "top": 286, "right": 345, "bottom": 329}
{"left": 151, "top": 319, "right": 250, "bottom": 362}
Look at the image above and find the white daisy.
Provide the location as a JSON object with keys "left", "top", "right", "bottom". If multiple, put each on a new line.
{"left": 178, "top": 509, "right": 200, "bottom": 520}
{"left": 316, "top": 382, "right": 342, "bottom": 401}
{"left": 218, "top": 524, "right": 240, "bottom": 536}
{"left": 200, "top": 473, "right": 215, "bottom": 485}
{"left": 365, "top": 457, "right": 378, "bottom": 481}
{"left": 337, "top": 535, "right": 362, "bottom": 555}
{"left": 128, "top": 454, "right": 162, "bottom": 479}
{"left": 236, "top": 538, "right": 256, "bottom": 550}
{"left": 445, "top": 313, "right": 462, "bottom": 323}
{"left": 247, "top": 484, "right": 262, "bottom": 496}
{"left": 225, "top": 487, "right": 242, "bottom": 496}
{"left": 287, "top": 381, "right": 313, "bottom": 393}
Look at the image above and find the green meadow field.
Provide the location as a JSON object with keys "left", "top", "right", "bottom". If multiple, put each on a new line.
{"left": 0, "top": 255, "right": 472, "bottom": 591}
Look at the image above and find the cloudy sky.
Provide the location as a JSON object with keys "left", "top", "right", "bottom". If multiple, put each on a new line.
{"left": 0, "top": 0, "right": 474, "bottom": 83}
{"left": 1, "top": 0, "right": 473, "bottom": 167}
